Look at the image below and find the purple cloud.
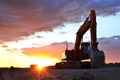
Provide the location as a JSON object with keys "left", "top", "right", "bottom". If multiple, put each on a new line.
{"left": 0, "top": 0, "right": 120, "bottom": 41}
{"left": 98, "top": 35, "right": 120, "bottom": 63}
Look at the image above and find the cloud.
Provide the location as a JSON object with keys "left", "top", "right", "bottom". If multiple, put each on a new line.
{"left": 22, "top": 35, "right": 120, "bottom": 63}
{"left": 0, "top": 0, "right": 120, "bottom": 41}
{"left": 98, "top": 35, "right": 120, "bottom": 63}
{"left": 22, "top": 42, "right": 74, "bottom": 58}
{"left": 0, "top": 40, "right": 8, "bottom": 48}
{"left": 0, "top": 40, "right": 4, "bottom": 44}
{"left": 2, "top": 44, "right": 8, "bottom": 48}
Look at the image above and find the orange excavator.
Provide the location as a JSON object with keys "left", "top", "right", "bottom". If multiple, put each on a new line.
{"left": 55, "top": 10, "right": 105, "bottom": 69}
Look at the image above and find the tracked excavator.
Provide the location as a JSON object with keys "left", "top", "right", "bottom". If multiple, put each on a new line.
{"left": 55, "top": 10, "right": 105, "bottom": 69}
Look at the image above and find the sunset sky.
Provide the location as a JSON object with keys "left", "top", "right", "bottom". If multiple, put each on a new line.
{"left": 0, "top": 0, "right": 120, "bottom": 67}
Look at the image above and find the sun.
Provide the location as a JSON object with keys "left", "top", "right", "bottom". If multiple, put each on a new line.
{"left": 38, "top": 64, "right": 44, "bottom": 70}
{"left": 37, "top": 60, "right": 50, "bottom": 70}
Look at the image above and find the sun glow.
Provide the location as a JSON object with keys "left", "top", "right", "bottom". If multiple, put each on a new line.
{"left": 31, "top": 58, "right": 60, "bottom": 69}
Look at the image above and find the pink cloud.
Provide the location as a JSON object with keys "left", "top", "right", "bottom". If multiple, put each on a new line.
{"left": 0, "top": 0, "right": 120, "bottom": 41}
{"left": 98, "top": 36, "right": 120, "bottom": 63}
{"left": 22, "top": 42, "right": 74, "bottom": 58}
{"left": 22, "top": 35, "right": 120, "bottom": 63}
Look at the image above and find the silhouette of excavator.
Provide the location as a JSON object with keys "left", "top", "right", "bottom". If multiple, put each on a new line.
{"left": 55, "top": 10, "right": 105, "bottom": 69}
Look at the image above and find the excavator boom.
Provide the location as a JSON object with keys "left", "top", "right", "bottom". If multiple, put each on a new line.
{"left": 74, "top": 10, "right": 98, "bottom": 61}
{"left": 74, "top": 17, "right": 90, "bottom": 61}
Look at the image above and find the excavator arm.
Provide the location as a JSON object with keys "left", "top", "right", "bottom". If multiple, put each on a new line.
{"left": 90, "top": 10, "right": 98, "bottom": 50}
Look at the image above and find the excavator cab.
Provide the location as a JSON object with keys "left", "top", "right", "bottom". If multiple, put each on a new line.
{"left": 64, "top": 42, "right": 90, "bottom": 61}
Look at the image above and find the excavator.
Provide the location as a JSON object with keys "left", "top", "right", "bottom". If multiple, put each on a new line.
{"left": 55, "top": 10, "right": 105, "bottom": 69}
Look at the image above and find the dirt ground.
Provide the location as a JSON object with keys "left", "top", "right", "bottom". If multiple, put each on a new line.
{"left": 0, "top": 68, "right": 120, "bottom": 80}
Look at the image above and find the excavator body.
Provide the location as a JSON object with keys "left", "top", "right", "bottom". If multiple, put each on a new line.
{"left": 55, "top": 42, "right": 92, "bottom": 69}
{"left": 55, "top": 10, "right": 105, "bottom": 69}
